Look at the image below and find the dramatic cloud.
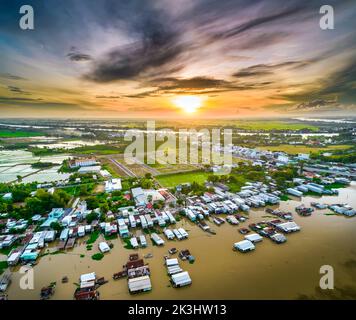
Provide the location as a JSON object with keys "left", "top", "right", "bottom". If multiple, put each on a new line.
{"left": 7, "top": 86, "right": 31, "bottom": 95}
{"left": 67, "top": 52, "right": 92, "bottom": 62}
{"left": 0, "top": 73, "right": 27, "bottom": 81}
{"left": 0, "top": 0, "right": 355, "bottom": 117}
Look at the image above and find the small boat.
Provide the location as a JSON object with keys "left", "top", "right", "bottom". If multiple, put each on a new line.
{"left": 40, "top": 282, "right": 56, "bottom": 300}
{"left": 61, "top": 276, "right": 69, "bottom": 283}
{"left": 96, "top": 277, "right": 108, "bottom": 286}
{"left": 239, "top": 227, "right": 250, "bottom": 235}
{"left": 113, "top": 271, "right": 127, "bottom": 280}
{"left": 0, "top": 294, "right": 8, "bottom": 300}
{"left": 144, "top": 253, "right": 153, "bottom": 259}
{"left": 168, "top": 248, "right": 178, "bottom": 255}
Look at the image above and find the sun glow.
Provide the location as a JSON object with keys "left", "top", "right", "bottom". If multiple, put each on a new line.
{"left": 173, "top": 95, "right": 203, "bottom": 113}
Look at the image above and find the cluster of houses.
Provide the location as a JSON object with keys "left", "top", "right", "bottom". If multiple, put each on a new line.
{"left": 328, "top": 204, "right": 356, "bottom": 217}
{"left": 287, "top": 178, "right": 343, "bottom": 198}
{"left": 233, "top": 219, "right": 301, "bottom": 253}
{"left": 165, "top": 258, "right": 192, "bottom": 288}
{"left": 183, "top": 182, "right": 281, "bottom": 223}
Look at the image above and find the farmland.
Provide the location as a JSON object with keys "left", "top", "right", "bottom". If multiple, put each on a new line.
{"left": 156, "top": 171, "right": 210, "bottom": 188}
{"left": 257, "top": 144, "right": 353, "bottom": 155}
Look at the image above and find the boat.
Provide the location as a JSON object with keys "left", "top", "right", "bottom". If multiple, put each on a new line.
{"left": 0, "top": 271, "right": 11, "bottom": 292}
{"left": 0, "top": 294, "right": 8, "bottom": 300}
{"left": 296, "top": 205, "right": 314, "bottom": 216}
{"left": 213, "top": 217, "right": 225, "bottom": 226}
{"left": 168, "top": 248, "right": 178, "bottom": 255}
{"left": 40, "top": 282, "right": 56, "bottom": 300}
{"left": 61, "top": 276, "right": 69, "bottom": 283}
{"left": 113, "top": 271, "right": 127, "bottom": 280}
{"left": 144, "top": 253, "right": 153, "bottom": 259}
{"left": 239, "top": 227, "right": 250, "bottom": 235}
{"left": 96, "top": 277, "right": 108, "bottom": 286}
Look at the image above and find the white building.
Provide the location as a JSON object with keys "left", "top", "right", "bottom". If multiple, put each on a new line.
{"left": 105, "top": 178, "right": 122, "bottom": 192}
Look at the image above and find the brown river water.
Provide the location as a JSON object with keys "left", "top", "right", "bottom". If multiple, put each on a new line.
{"left": 3, "top": 182, "right": 356, "bottom": 300}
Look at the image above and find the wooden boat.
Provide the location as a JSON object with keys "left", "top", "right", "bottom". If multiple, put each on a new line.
{"left": 40, "top": 282, "right": 56, "bottom": 300}
{"left": 168, "top": 248, "right": 177, "bottom": 255}
{"left": 0, "top": 294, "right": 8, "bottom": 300}
{"left": 96, "top": 277, "right": 108, "bottom": 286}
{"left": 113, "top": 270, "right": 127, "bottom": 280}
{"left": 74, "top": 288, "right": 100, "bottom": 300}
{"left": 239, "top": 227, "right": 250, "bottom": 235}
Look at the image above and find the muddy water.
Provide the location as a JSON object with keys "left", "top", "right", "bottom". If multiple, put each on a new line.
{"left": 4, "top": 183, "right": 356, "bottom": 300}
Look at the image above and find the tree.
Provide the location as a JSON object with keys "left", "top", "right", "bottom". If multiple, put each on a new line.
{"left": 79, "top": 185, "right": 89, "bottom": 196}
{"left": 86, "top": 197, "right": 100, "bottom": 210}
{"left": 50, "top": 221, "right": 62, "bottom": 232}
{"left": 86, "top": 212, "right": 98, "bottom": 224}
{"left": 144, "top": 173, "right": 152, "bottom": 179}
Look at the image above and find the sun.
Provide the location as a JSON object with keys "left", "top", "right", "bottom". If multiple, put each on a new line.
{"left": 173, "top": 95, "right": 203, "bottom": 113}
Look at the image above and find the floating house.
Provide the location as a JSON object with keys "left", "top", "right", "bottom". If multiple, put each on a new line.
{"left": 99, "top": 242, "right": 110, "bottom": 253}
{"left": 286, "top": 188, "right": 303, "bottom": 197}
{"left": 177, "top": 228, "right": 188, "bottom": 238}
{"left": 164, "top": 229, "right": 175, "bottom": 240}
{"left": 150, "top": 233, "right": 164, "bottom": 246}
{"left": 171, "top": 271, "right": 192, "bottom": 288}
{"left": 128, "top": 275, "right": 152, "bottom": 293}
{"left": 233, "top": 240, "right": 255, "bottom": 252}
{"left": 244, "top": 233, "right": 263, "bottom": 243}
{"left": 139, "top": 235, "right": 147, "bottom": 247}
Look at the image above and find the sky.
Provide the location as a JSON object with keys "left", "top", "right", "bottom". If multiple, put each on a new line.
{"left": 0, "top": 0, "right": 355, "bottom": 119}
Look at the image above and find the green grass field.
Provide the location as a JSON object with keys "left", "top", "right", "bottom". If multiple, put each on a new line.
{"left": 156, "top": 171, "right": 210, "bottom": 187}
{"left": 233, "top": 121, "right": 319, "bottom": 131}
{"left": 0, "top": 129, "right": 43, "bottom": 138}
{"left": 257, "top": 144, "right": 352, "bottom": 155}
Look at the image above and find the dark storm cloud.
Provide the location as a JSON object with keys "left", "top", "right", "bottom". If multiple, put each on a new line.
{"left": 0, "top": 73, "right": 27, "bottom": 81}
{"left": 67, "top": 52, "right": 92, "bottom": 62}
{"left": 84, "top": 28, "right": 184, "bottom": 82}
{"left": 7, "top": 86, "right": 31, "bottom": 95}
{"left": 280, "top": 59, "right": 356, "bottom": 105}
{"left": 125, "top": 76, "right": 273, "bottom": 98}
{"left": 211, "top": 5, "right": 307, "bottom": 40}
{"left": 233, "top": 61, "right": 308, "bottom": 78}
{"left": 95, "top": 95, "right": 121, "bottom": 99}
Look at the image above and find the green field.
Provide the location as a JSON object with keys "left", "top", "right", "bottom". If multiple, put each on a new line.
{"left": 257, "top": 144, "right": 352, "bottom": 155}
{"left": 0, "top": 129, "right": 43, "bottom": 138}
{"left": 156, "top": 171, "right": 210, "bottom": 188}
{"left": 233, "top": 121, "right": 319, "bottom": 131}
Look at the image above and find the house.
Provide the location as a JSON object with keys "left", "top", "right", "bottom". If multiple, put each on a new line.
{"left": 233, "top": 240, "right": 255, "bottom": 252}
{"left": 150, "top": 233, "right": 164, "bottom": 246}
{"left": 69, "top": 157, "right": 97, "bottom": 168}
{"left": 78, "top": 166, "right": 101, "bottom": 174}
{"left": 139, "top": 235, "right": 147, "bottom": 247}
{"left": 244, "top": 233, "right": 263, "bottom": 243}
{"left": 171, "top": 271, "right": 192, "bottom": 288}
{"left": 130, "top": 237, "right": 139, "bottom": 249}
{"left": 99, "top": 242, "right": 110, "bottom": 253}
{"left": 131, "top": 187, "right": 147, "bottom": 206}
{"left": 105, "top": 178, "right": 122, "bottom": 192}
{"left": 128, "top": 275, "right": 152, "bottom": 293}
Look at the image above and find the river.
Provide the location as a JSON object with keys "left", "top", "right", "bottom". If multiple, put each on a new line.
{"left": 3, "top": 183, "right": 356, "bottom": 300}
